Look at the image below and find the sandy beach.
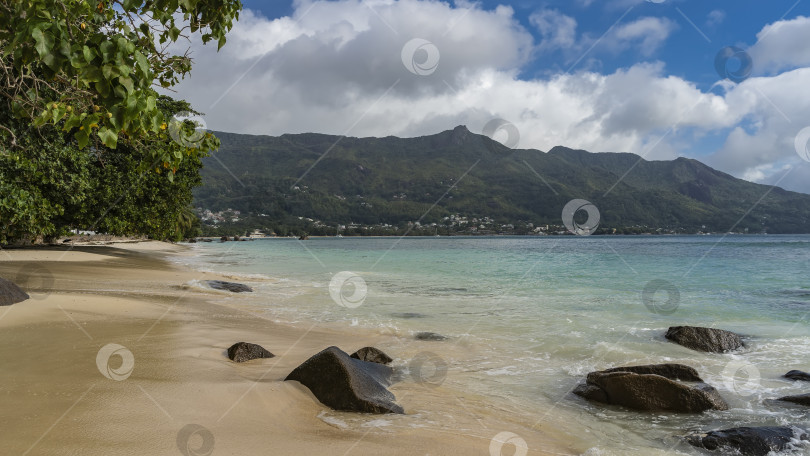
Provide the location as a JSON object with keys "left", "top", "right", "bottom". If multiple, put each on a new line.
{"left": 0, "top": 241, "right": 575, "bottom": 455}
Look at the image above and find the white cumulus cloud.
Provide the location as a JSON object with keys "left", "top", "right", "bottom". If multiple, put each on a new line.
{"left": 167, "top": 0, "right": 810, "bottom": 193}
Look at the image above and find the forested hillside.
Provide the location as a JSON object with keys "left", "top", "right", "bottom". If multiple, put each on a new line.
{"left": 194, "top": 126, "right": 810, "bottom": 235}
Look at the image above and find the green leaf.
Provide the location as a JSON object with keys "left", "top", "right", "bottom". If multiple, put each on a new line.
{"left": 63, "top": 113, "right": 82, "bottom": 130}
{"left": 99, "top": 41, "right": 114, "bottom": 60}
{"left": 75, "top": 129, "right": 89, "bottom": 149}
{"left": 82, "top": 66, "right": 103, "bottom": 83}
{"left": 83, "top": 45, "right": 94, "bottom": 63}
{"left": 31, "top": 27, "right": 54, "bottom": 58}
{"left": 135, "top": 52, "right": 149, "bottom": 77}
{"left": 119, "top": 76, "right": 134, "bottom": 93}
{"left": 146, "top": 95, "right": 156, "bottom": 111}
{"left": 168, "top": 26, "right": 180, "bottom": 41}
{"left": 102, "top": 64, "right": 114, "bottom": 80}
{"left": 97, "top": 127, "right": 118, "bottom": 149}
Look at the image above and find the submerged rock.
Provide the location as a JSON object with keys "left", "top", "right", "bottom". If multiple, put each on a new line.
{"left": 664, "top": 325, "right": 743, "bottom": 353}
{"left": 227, "top": 342, "right": 274, "bottom": 363}
{"left": 0, "top": 277, "right": 29, "bottom": 306}
{"left": 350, "top": 347, "right": 393, "bottom": 365}
{"left": 574, "top": 363, "right": 728, "bottom": 413}
{"left": 415, "top": 332, "right": 447, "bottom": 341}
{"left": 206, "top": 280, "right": 253, "bottom": 293}
{"left": 285, "top": 346, "right": 403, "bottom": 414}
{"left": 391, "top": 312, "right": 427, "bottom": 319}
{"left": 777, "top": 393, "right": 810, "bottom": 406}
{"left": 687, "top": 426, "right": 807, "bottom": 456}
{"left": 784, "top": 370, "right": 810, "bottom": 381}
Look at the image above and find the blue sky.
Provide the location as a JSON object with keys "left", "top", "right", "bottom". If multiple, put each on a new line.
{"left": 171, "top": 0, "right": 810, "bottom": 192}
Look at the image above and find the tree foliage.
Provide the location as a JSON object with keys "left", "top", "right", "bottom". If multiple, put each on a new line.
{"left": 0, "top": 96, "right": 205, "bottom": 243}
{"left": 0, "top": 0, "right": 242, "bottom": 243}
{"left": 0, "top": 0, "right": 240, "bottom": 169}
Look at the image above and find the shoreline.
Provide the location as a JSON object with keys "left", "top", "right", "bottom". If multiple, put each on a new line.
{"left": 0, "top": 241, "right": 576, "bottom": 455}
{"left": 196, "top": 232, "right": 780, "bottom": 240}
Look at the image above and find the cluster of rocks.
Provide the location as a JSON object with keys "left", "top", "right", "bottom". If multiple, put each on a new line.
{"left": 226, "top": 341, "right": 403, "bottom": 414}
{"left": 219, "top": 236, "right": 249, "bottom": 242}
{"left": 573, "top": 325, "right": 809, "bottom": 455}
{"left": 224, "top": 330, "right": 446, "bottom": 415}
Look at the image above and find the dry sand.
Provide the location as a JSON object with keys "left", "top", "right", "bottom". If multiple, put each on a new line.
{"left": 0, "top": 241, "right": 575, "bottom": 455}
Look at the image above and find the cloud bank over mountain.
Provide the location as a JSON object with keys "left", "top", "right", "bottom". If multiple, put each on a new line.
{"left": 168, "top": 0, "right": 810, "bottom": 193}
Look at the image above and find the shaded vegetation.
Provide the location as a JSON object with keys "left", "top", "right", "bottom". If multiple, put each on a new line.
{"left": 0, "top": 1, "right": 242, "bottom": 244}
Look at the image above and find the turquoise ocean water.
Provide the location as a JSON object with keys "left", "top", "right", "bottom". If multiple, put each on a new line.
{"left": 177, "top": 235, "right": 810, "bottom": 454}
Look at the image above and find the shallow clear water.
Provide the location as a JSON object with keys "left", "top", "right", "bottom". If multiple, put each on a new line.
{"left": 178, "top": 235, "right": 810, "bottom": 454}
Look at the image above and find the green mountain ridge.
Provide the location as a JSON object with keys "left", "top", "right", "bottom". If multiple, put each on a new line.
{"left": 193, "top": 126, "right": 810, "bottom": 234}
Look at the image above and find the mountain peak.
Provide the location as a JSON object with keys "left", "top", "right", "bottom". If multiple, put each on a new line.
{"left": 441, "top": 125, "right": 472, "bottom": 146}
{"left": 548, "top": 145, "right": 587, "bottom": 155}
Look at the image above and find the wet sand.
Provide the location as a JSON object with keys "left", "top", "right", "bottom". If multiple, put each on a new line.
{"left": 0, "top": 242, "right": 574, "bottom": 455}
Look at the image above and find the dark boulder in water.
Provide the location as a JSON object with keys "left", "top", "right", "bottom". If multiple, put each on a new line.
{"left": 784, "top": 370, "right": 810, "bottom": 381}
{"left": 687, "top": 426, "right": 808, "bottom": 456}
{"left": 206, "top": 280, "right": 253, "bottom": 293}
{"left": 777, "top": 393, "right": 810, "bottom": 406}
{"left": 350, "top": 347, "right": 393, "bottom": 365}
{"left": 0, "top": 277, "right": 29, "bottom": 306}
{"left": 665, "top": 325, "right": 743, "bottom": 353}
{"left": 573, "top": 364, "right": 728, "bottom": 413}
{"left": 285, "top": 346, "right": 403, "bottom": 414}
{"left": 227, "top": 342, "right": 274, "bottom": 363}
{"left": 415, "top": 332, "right": 447, "bottom": 341}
